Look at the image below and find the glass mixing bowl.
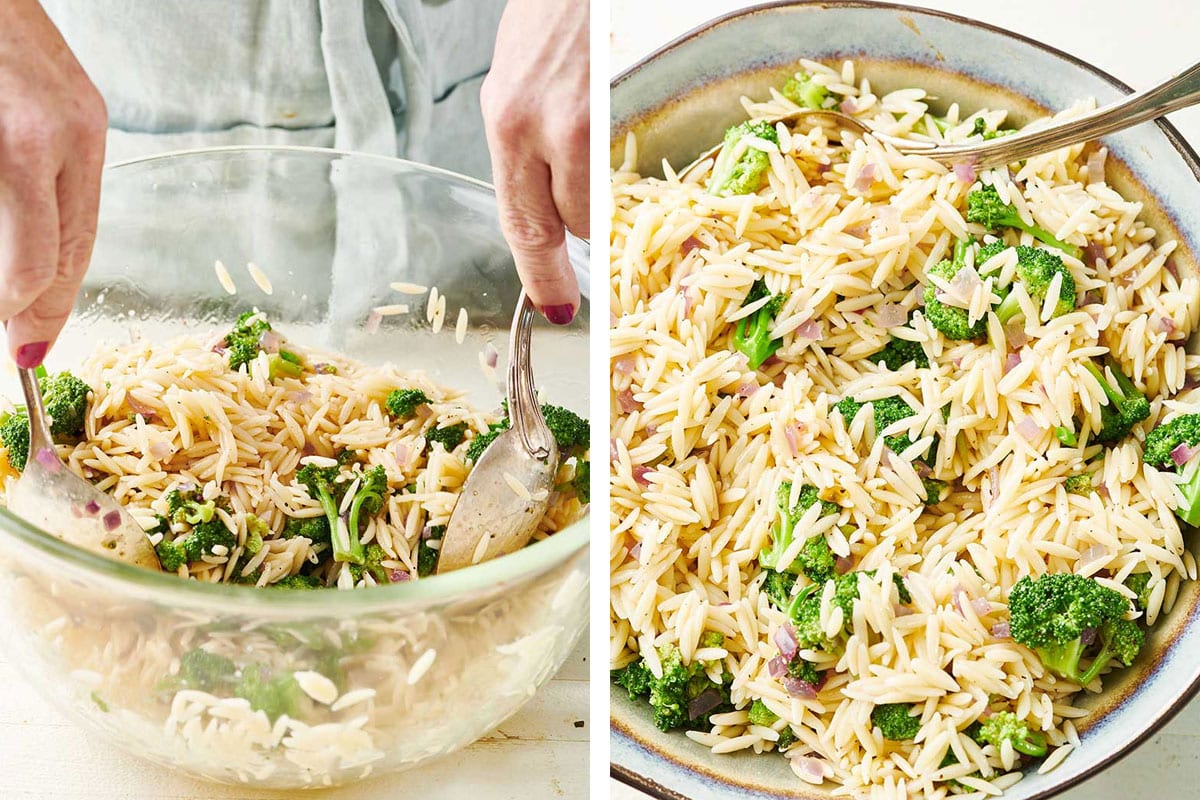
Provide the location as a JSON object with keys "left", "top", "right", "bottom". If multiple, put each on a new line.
{"left": 0, "top": 147, "right": 590, "bottom": 788}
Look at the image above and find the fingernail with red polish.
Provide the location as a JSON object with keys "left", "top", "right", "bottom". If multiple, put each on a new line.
{"left": 15, "top": 341, "right": 48, "bottom": 370}
{"left": 540, "top": 304, "right": 576, "bottom": 326}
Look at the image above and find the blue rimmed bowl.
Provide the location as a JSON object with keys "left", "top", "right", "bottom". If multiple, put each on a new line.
{"left": 610, "top": 3, "right": 1200, "bottom": 798}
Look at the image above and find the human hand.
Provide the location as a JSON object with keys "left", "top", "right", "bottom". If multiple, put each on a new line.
{"left": 0, "top": 0, "right": 106, "bottom": 369}
{"left": 481, "top": 0, "right": 588, "bottom": 325}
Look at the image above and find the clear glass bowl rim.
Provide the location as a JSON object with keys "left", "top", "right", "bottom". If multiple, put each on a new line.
{"left": 0, "top": 144, "right": 590, "bottom": 613}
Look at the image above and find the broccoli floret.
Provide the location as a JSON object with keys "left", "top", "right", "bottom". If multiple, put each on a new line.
{"left": 966, "top": 184, "right": 1082, "bottom": 258}
{"left": 1142, "top": 413, "right": 1200, "bottom": 526}
{"left": 786, "top": 656, "right": 826, "bottom": 688}
{"left": 282, "top": 515, "right": 331, "bottom": 544}
{"left": 347, "top": 465, "right": 388, "bottom": 554}
{"left": 1144, "top": 413, "right": 1200, "bottom": 469}
{"left": 348, "top": 542, "right": 391, "bottom": 584}
{"left": 972, "top": 711, "right": 1048, "bottom": 757}
{"left": 699, "top": 631, "right": 725, "bottom": 650}
{"left": 417, "top": 525, "right": 445, "bottom": 577}
{"left": 781, "top": 72, "right": 830, "bottom": 110}
{"left": 612, "top": 660, "right": 654, "bottom": 700}
{"left": 164, "top": 486, "right": 217, "bottom": 526}
{"left": 836, "top": 395, "right": 921, "bottom": 455}
{"left": 39, "top": 371, "right": 90, "bottom": 440}
{"left": 644, "top": 644, "right": 731, "bottom": 732}
{"left": 1008, "top": 573, "right": 1144, "bottom": 686}
{"left": 225, "top": 311, "right": 273, "bottom": 372}
{"left": 1055, "top": 425, "right": 1078, "bottom": 447}
{"left": 155, "top": 539, "right": 187, "bottom": 572}
{"left": 386, "top": 388, "right": 430, "bottom": 418}
{"left": 1064, "top": 474, "right": 1093, "bottom": 495}
{"left": 425, "top": 422, "right": 468, "bottom": 453}
{"left": 761, "top": 569, "right": 797, "bottom": 611}
{"left": 970, "top": 117, "right": 1010, "bottom": 140}
{"left": 295, "top": 463, "right": 357, "bottom": 563}
{"left": 733, "top": 278, "right": 786, "bottom": 370}
{"left": 833, "top": 570, "right": 911, "bottom": 624}
{"left": 1082, "top": 359, "right": 1150, "bottom": 445}
{"left": 272, "top": 574, "right": 323, "bottom": 589}
{"left": 993, "top": 246, "right": 1077, "bottom": 324}
{"left": 569, "top": 460, "right": 590, "bottom": 504}
{"left": 923, "top": 239, "right": 988, "bottom": 341}
{"left": 748, "top": 699, "right": 779, "bottom": 727}
{"left": 182, "top": 519, "right": 237, "bottom": 562}
{"left": 0, "top": 411, "right": 30, "bottom": 472}
{"left": 976, "top": 239, "right": 1011, "bottom": 271}
{"left": 466, "top": 418, "right": 511, "bottom": 463}
{"left": 244, "top": 515, "right": 267, "bottom": 556}
{"left": 787, "top": 585, "right": 840, "bottom": 652}
{"left": 268, "top": 351, "right": 305, "bottom": 381}
{"left": 776, "top": 727, "right": 797, "bottom": 751}
{"left": 872, "top": 703, "right": 921, "bottom": 741}
{"left": 759, "top": 481, "right": 838, "bottom": 582}
{"left": 1124, "top": 572, "right": 1152, "bottom": 612}
{"left": 708, "top": 120, "right": 780, "bottom": 197}
{"left": 234, "top": 664, "right": 303, "bottom": 722}
{"left": 542, "top": 404, "right": 589, "bottom": 456}
{"left": 178, "top": 648, "right": 237, "bottom": 692}
{"left": 867, "top": 336, "right": 929, "bottom": 371}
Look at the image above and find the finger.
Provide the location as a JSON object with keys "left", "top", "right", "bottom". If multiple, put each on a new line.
{"left": 549, "top": 148, "right": 589, "bottom": 241}
{"left": 491, "top": 154, "right": 581, "bottom": 324}
{"left": 5, "top": 160, "right": 97, "bottom": 369}
{"left": 0, "top": 175, "right": 60, "bottom": 366}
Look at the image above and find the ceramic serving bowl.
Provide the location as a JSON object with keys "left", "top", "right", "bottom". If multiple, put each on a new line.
{"left": 610, "top": 3, "right": 1200, "bottom": 798}
{"left": 0, "top": 147, "right": 590, "bottom": 788}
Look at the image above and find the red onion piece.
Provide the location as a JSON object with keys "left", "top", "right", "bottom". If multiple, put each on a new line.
{"left": 845, "top": 223, "right": 869, "bottom": 239}
{"left": 645, "top": 423, "right": 658, "bottom": 436}
{"left": 127, "top": 395, "right": 156, "bottom": 420}
{"left": 688, "top": 687, "right": 725, "bottom": 721}
{"left": 1081, "top": 291, "right": 1101, "bottom": 307}
{"left": 630, "top": 542, "right": 642, "bottom": 559}
{"left": 681, "top": 236, "right": 702, "bottom": 255}
{"left": 853, "top": 163, "right": 876, "bottom": 193}
{"left": 763, "top": 355, "right": 783, "bottom": 368}
{"left": 784, "top": 423, "right": 801, "bottom": 457}
{"left": 1004, "top": 319, "right": 1029, "bottom": 348}
{"left": 610, "top": 439, "right": 620, "bottom": 463}
{"left": 971, "top": 597, "right": 991, "bottom": 616}
{"left": 1166, "top": 259, "right": 1181, "bottom": 281}
{"left": 1079, "top": 543, "right": 1110, "bottom": 572}
{"left": 613, "top": 356, "right": 635, "bottom": 375}
{"left": 393, "top": 443, "right": 410, "bottom": 466}
{"left": 1098, "top": 483, "right": 1111, "bottom": 501}
{"left": 211, "top": 338, "right": 228, "bottom": 355}
{"left": 483, "top": 343, "right": 499, "bottom": 369}
{"left": 953, "top": 160, "right": 978, "bottom": 185}
{"left": 1080, "top": 627, "right": 1098, "bottom": 647}
{"left": 1004, "top": 351, "right": 1023, "bottom": 374}
{"left": 1086, "top": 148, "right": 1107, "bottom": 185}
{"left": 633, "top": 466, "right": 653, "bottom": 486}
{"left": 390, "top": 569, "right": 411, "bottom": 582}
{"left": 1083, "top": 241, "right": 1107, "bottom": 270}
{"left": 681, "top": 288, "right": 695, "bottom": 317}
{"left": 311, "top": 363, "right": 336, "bottom": 375}
{"left": 34, "top": 447, "right": 60, "bottom": 473}
{"left": 1016, "top": 416, "right": 1042, "bottom": 444}
{"left": 767, "top": 655, "right": 790, "bottom": 679}
{"left": 839, "top": 97, "right": 858, "bottom": 115}
{"left": 736, "top": 382, "right": 759, "bottom": 399}
{"left": 914, "top": 460, "right": 932, "bottom": 479}
{"left": 816, "top": 162, "right": 832, "bottom": 176}
{"left": 363, "top": 310, "right": 382, "bottom": 336}
{"left": 774, "top": 624, "right": 799, "bottom": 660}
{"left": 617, "top": 389, "right": 641, "bottom": 413}
{"left": 990, "top": 621, "right": 1011, "bottom": 639}
{"left": 102, "top": 510, "right": 121, "bottom": 531}
{"left": 421, "top": 524, "right": 437, "bottom": 540}
{"left": 84, "top": 500, "right": 100, "bottom": 516}
{"left": 795, "top": 319, "right": 823, "bottom": 342}
{"left": 945, "top": 264, "right": 982, "bottom": 305}
{"left": 876, "top": 303, "right": 908, "bottom": 329}
{"left": 1156, "top": 316, "right": 1177, "bottom": 335}
{"left": 953, "top": 588, "right": 967, "bottom": 616}
{"left": 258, "top": 330, "right": 282, "bottom": 354}
{"left": 782, "top": 676, "right": 819, "bottom": 699}
{"left": 148, "top": 441, "right": 172, "bottom": 460}
{"left": 1170, "top": 442, "right": 1200, "bottom": 467}
{"left": 835, "top": 554, "right": 855, "bottom": 574}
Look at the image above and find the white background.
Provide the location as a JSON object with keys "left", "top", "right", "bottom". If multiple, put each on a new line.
{"left": 610, "top": 0, "right": 1200, "bottom": 798}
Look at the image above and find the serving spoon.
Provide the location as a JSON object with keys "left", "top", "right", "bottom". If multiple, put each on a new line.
{"left": 436, "top": 292, "right": 560, "bottom": 574}
{"left": 5, "top": 367, "right": 161, "bottom": 570}
{"left": 681, "top": 59, "right": 1200, "bottom": 178}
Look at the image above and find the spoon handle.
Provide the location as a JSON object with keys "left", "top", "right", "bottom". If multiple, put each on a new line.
{"left": 18, "top": 368, "right": 55, "bottom": 453}
{"left": 915, "top": 60, "right": 1200, "bottom": 169}
{"left": 506, "top": 291, "right": 555, "bottom": 460}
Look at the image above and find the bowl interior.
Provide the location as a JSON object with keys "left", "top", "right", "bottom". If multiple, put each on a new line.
{"left": 0, "top": 146, "right": 591, "bottom": 605}
{"left": 610, "top": 5, "right": 1200, "bottom": 800}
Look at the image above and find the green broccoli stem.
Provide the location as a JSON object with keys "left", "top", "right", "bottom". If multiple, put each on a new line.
{"left": 734, "top": 306, "right": 781, "bottom": 369}
{"left": 1007, "top": 218, "right": 1081, "bottom": 260}
{"left": 1036, "top": 638, "right": 1087, "bottom": 684}
{"left": 345, "top": 492, "right": 374, "bottom": 563}
{"left": 994, "top": 292, "right": 1024, "bottom": 325}
{"left": 1077, "top": 638, "right": 1117, "bottom": 687}
{"left": 1013, "top": 731, "right": 1048, "bottom": 758}
{"left": 317, "top": 488, "right": 361, "bottom": 565}
{"left": 1174, "top": 463, "right": 1200, "bottom": 526}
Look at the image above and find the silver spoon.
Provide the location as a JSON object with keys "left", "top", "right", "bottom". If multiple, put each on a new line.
{"left": 682, "top": 59, "right": 1200, "bottom": 178}
{"left": 5, "top": 367, "right": 161, "bottom": 570}
{"left": 436, "top": 292, "right": 559, "bottom": 574}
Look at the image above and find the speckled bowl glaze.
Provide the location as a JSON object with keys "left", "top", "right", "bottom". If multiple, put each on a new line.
{"left": 610, "top": 3, "right": 1200, "bottom": 799}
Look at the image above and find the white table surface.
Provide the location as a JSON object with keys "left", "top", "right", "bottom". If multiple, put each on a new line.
{"left": 610, "top": 0, "right": 1200, "bottom": 798}
{"left": 0, "top": 634, "right": 589, "bottom": 800}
